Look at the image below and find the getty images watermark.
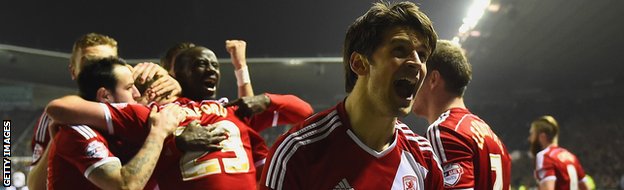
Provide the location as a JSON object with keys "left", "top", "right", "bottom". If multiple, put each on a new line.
{"left": 3, "top": 120, "right": 10, "bottom": 187}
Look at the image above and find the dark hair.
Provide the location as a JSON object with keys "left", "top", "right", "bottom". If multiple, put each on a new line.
{"left": 428, "top": 40, "right": 472, "bottom": 96}
{"left": 343, "top": 1, "right": 438, "bottom": 92}
{"left": 161, "top": 42, "right": 196, "bottom": 71}
{"left": 77, "top": 57, "right": 128, "bottom": 101}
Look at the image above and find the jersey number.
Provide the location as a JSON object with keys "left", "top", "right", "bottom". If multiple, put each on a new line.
{"left": 567, "top": 164, "right": 578, "bottom": 190}
{"left": 180, "top": 120, "right": 250, "bottom": 181}
{"left": 490, "top": 154, "right": 503, "bottom": 190}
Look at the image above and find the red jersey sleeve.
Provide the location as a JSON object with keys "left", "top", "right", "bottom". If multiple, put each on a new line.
{"left": 248, "top": 129, "right": 268, "bottom": 167}
{"left": 249, "top": 93, "right": 313, "bottom": 132}
{"left": 535, "top": 151, "right": 557, "bottom": 182}
{"left": 55, "top": 125, "right": 121, "bottom": 178}
{"left": 427, "top": 124, "right": 476, "bottom": 189}
{"left": 31, "top": 112, "right": 51, "bottom": 165}
{"left": 100, "top": 102, "right": 151, "bottom": 145}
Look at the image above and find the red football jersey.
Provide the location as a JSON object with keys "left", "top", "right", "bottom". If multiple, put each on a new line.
{"left": 260, "top": 101, "right": 444, "bottom": 190}
{"left": 245, "top": 93, "right": 314, "bottom": 132}
{"left": 535, "top": 145, "right": 587, "bottom": 190}
{"left": 426, "top": 108, "right": 511, "bottom": 190}
{"left": 31, "top": 112, "right": 51, "bottom": 165}
{"left": 100, "top": 97, "right": 267, "bottom": 189}
{"left": 47, "top": 125, "right": 120, "bottom": 190}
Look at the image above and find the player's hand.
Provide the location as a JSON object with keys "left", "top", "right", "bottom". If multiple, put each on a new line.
{"left": 149, "top": 104, "right": 185, "bottom": 137}
{"left": 225, "top": 40, "right": 247, "bottom": 70}
{"left": 147, "top": 75, "right": 181, "bottom": 103}
{"left": 223, "top": 94, "right": 270, "bottom": 120}
{"left": 133, "top": 62, "right": 168, "bottom": 84}
{"left": 175, "top": 120, "right": 227, "bottom": 153}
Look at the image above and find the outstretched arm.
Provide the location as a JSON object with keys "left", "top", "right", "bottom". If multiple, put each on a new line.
{"left": 224, "top": 93, "right": 314, "bottom": 132}
{"left": 46, "top": 95, "right": 107, "bottom": 130}
{"left": 87, "top": 104, "right": 184, "bottom": 190}
{"left": 226, "top": 40, "right": 254, "bottom": 97}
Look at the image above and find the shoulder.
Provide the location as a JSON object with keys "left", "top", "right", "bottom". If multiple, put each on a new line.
{"left": 396, "top": 122, "right": 438, "bottom": 158}
{"left": 57, "top": 125, "right": 105, "bottom": 141}
{"left": 272, "top": 107, "right": 342, "bottom": 156}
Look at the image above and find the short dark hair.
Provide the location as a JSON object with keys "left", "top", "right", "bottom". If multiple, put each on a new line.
{"left": 428, "top": 40, "right": 472, "bottom": 96}
{"left": 161, "top": 42, "right": 196, "bottom": 71}
{"left": 77, "top": 57, "right": 128, "bottom": 101}
{"left": 343, "top": 1, "right": 437, "bottom": 92}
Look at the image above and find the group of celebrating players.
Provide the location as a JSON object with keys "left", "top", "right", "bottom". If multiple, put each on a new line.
{"left": 26, "top": 1, "right": 589, "bottom": 190}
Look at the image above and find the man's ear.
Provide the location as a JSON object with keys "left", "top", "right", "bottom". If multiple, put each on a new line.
{"left": 96, "top": 87, "right": 112, "bottom": 103}
{"left": 350, "top": 52, "right": 369, "bottom": 76}
{"left": 427, "top": 70, "right": 441, "bottom": 89}
{"left": 538, "top": 133, "right": 548, "bottom": 145}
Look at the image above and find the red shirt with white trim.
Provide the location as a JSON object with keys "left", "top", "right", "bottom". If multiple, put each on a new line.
{"left": 426, "top": 108, "right": 511, "bottom": 190}
{"left": 100, "top": 97, "right": 267, "bottom": 190}
{"left": 31, "top": 112, "right": 51, "bottom": 165}
{"left": 535, "top": 145, "right": 587, "bottom": 190}
{"left": 47, "top": 125, "right": 120, "bottom": 190}
{"left": 244, "top": 93, "right": 314, "bottom": 132}
{"left": 260, "top": 101, "right": 444, "bottom": 190}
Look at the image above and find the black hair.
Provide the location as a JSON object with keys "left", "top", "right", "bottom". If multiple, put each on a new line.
{"left": 77, "top": 57, "right": 128, "bottom": 101}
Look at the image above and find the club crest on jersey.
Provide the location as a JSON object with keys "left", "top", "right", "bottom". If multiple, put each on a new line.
{"left": 32, "top": 144, "right": 43, "bottom": 162}
{"left": 402, "top": 175, "right": 418, "bottom": 190}
{"left": 443, "top": 163, "right": 463, "bottom": 187}
{"left": 85, "top": 141, "right": 108, "bottom": 158}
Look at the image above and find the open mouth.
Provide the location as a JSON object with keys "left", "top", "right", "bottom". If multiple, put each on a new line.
{"left": 203, "top": 77, "right": 217, "bottom": 92}
{"left": 394, "top": 77, "right": 418, "bottom": 101}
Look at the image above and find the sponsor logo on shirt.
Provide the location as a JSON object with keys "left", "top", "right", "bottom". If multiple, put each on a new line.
{"left": 85, "top": 141, "right": 108, "bottom": 159}
{"left": 403, "top": 175, "right": 418, "bottom": 190}
{"left": 443, "top": 163, "right": 463, "bottom": 187}
{"left": 333, "top": 178, "right": 354, "bottom": 190}
{"left": 32, "top": 144, "right": 43, "bottom": 162}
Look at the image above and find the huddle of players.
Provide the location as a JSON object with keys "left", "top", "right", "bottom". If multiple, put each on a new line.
{"left": 28, "top": 1, "right": 589, "bottom": 190}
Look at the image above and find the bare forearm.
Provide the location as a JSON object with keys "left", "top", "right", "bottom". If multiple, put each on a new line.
{"left": 119, "top": 130, "right": 167, "bottom": 190}
{"left": 27, "top": 145, "right": 50, "bottom": 190}
{"left": 238, "top": 84, "right": 254, "bottom": 97}
{"left": 46, "top": 95, "right": 106, "bottom": 129}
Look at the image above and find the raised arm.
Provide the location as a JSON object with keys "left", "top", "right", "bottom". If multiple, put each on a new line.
{"left": 226, "top": 40, "right": 254, "bottom": 97}
{"left": 87, "top": 104, "right": 184, "bottom": 190}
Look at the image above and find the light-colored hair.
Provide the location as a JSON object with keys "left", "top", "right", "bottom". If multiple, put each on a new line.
{"left": 531, "top": 115, "right": 560, "bottom": 142}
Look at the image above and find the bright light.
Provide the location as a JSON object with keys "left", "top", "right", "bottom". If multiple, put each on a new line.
{"left": 488, "top": 3, "right": 501, "bottom": 12}
{"left": 453, "top": 0, "right": 493, "bottom": 44}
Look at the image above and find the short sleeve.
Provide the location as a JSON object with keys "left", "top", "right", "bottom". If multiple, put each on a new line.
{"left": 249, "top": 93, "right": 313, "bottom": 132}
{"left": 426, "top": 124, "right": 475, "bottom": 188}
{"left": 55, "top": 125, "right": 121, "bottom": 178}
{"left": 101, "top": 103, "right": 151, "bottom": 145}
{"left": 31, "top": 112, "right": 52, "bottom": 165}
{"left": 535, "top": 153, "right": 556, "bottom": 182}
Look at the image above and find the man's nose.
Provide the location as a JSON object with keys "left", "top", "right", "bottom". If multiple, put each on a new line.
{"left": 132, "top": 85, "right": 141, "bottom": 98}
{"left": 405, "top": 51, "right": 424, "bottom": 69}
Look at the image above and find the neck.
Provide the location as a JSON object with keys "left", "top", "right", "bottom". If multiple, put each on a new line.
{"left": 344, "top": 92, "right": 396, "bottom": 152}
{"left": 426, "top": 94, "right": 466, "bottom": 124}
{"left": 542, "top": 139, "right": 558, "bottom": 149}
